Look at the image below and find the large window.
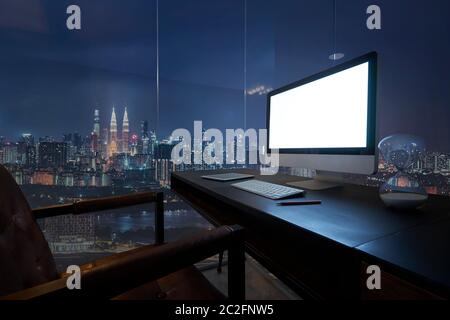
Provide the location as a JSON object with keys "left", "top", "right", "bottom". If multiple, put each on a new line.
{"left": 1, "top": 1, "right": 449, "bottom": 272}
{"left": 0, "top": 0, "right": 212, "bottom": 270}
{"left": 332, "top": 0, "right": 450, "bottom": 194}
{"left": 159, "top": 0, "right": 246, "bottom": 135}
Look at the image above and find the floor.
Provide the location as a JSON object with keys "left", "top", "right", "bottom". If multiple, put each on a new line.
{"left": 53, "top": 251, "right": 301, "bottom": 300}
{"left": 199, "top": 254, "right": 301, "bottom": 300}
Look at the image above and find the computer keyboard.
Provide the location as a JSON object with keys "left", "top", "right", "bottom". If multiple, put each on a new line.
{"left": 231, "top": 180, "right": 305, "bottom": 200}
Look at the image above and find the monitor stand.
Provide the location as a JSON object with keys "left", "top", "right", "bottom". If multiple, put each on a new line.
{"left": 287, "top": 171, "right": 345, "bottom": 191}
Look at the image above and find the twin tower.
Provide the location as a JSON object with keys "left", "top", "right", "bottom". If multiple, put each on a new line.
{"left": 109, "top": 107, "right": 129, "bottom": 157}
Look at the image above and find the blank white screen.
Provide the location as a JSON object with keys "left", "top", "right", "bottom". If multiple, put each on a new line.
{"left": 269, "top": 62, "right": 369, "bottom": 149}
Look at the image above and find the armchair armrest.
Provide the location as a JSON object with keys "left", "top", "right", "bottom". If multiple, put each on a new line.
{"left": 33, "top": 192, "right": 161, "bottom": 218}
{"left": 33, "top": 191, "right": 165, "bottom": 245}
{"left": 1, "top": 225, "right": 245, "bottom": 300}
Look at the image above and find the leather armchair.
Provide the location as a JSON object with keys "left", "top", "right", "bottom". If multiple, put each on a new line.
{"left": 0, "top": 165, "right": 245, "bottom": 300}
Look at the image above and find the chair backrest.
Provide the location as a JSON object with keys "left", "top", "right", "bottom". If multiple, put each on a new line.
{"left": 0, "top": 165, "right": 58, "bottom": 296}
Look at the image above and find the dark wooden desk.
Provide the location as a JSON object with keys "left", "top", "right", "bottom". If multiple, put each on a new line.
{"left": 171, "top": 169, "right": 450, "bottom": 299}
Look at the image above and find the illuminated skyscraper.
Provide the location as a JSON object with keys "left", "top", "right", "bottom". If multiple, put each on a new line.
{"left": 122, "top": 107, "right": 129, "bottom": 154}
{"left": 18, "top": 134, "right": 36, "bottom": 167}
{"left": 0, "top": 142, "right": 18, "bottom": 164}
{"left": 141, "top": 120, "right": 149, "bottom": 139}
{"left": 93, "top": 109, "right": 100, "bottom": 137}
{"left": 91, "top": 109, "right": 100, "bottom": 154}
{"left": 150, "top": 130, "right": 157, "bottom": 155}
{"left": 101, "top": 128, "right": 109, "bottom": 159}
{"left": 140, "top": 120, "right": 149, "bottom": 154}
{"left": 109, "top": 107, "right": 118, "bottom": 157}
{"left": 130, "top": 134, "right": 138, "bottom": 156}
{"left": 90, "top": 132, "right": 98, "bottom": 155}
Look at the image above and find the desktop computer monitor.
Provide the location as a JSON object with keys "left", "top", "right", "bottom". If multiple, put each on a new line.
{"left": 267, "top": 52, "right": 378, "bottom": 190}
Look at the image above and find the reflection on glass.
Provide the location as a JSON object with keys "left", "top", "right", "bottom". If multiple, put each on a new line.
{"left": 378, "top": 134, "right": 428, "bottom": 209}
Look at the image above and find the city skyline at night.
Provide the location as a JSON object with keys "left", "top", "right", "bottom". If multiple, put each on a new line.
{"left": 0, "top": 105, "right": 449, "bottom": 196}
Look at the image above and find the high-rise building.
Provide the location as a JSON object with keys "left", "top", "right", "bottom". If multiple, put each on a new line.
{"left": 155, "top": 142, "right": 174, "bottom": 160}
{"left": 150, "top": 130, "right": 157, "bottom": 155}
{"left": 0, "top": 143, "right": 18, "bottom": 164}
{"left": 38, "top": 142, "right": 68, "bottom": 168}
{"left": 101, "top": 128, "right": 109, "bottom": 159}
{"left": 130, "top": 134, "right": 139, "bottom": 156}
{"left": 21, "top": 133, "right": 34, "bottom": 146}
{"left": 142, "top": 136, "right": 150, "bottom": 154}
{"left": 17, "top": 134, "right": 36, "bottom": 167}
{"left": 93, "top": 109, "right": 100, "bottom": 137}
{"left": 155, "top": 158, "right": 175, "bottom": 188}
{"left": 109, "top": 107, "right": 118, "bottom": 157}
{"left": 141, "top": 120, "right": 149, "bottom": 139}
{"left": 91, "top": 109, "right": 101, "bottom": 154}
{"left": 140, "top": 120, "right": 149, "bottom": 154}
{"left": 25, "top": 145, "right": 36, "bottom": 168}
{"left": 90, "top": 131, "right": 99, "bottom": 155}
{"left": 63, "top": 133, "right": 83, "bottom": 156}
{"left": 122, "top": 107, "right": 129, "bottom": 154}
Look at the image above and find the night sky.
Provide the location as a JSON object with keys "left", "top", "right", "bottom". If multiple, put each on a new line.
{"left": 0, "top": 0, "right": 449, "bottom": 152}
